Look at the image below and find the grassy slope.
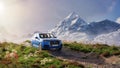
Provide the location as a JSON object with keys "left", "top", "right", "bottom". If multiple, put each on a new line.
{"left": 64, "top": 42, "right": 120, "bottom": 57}
{"left": 0, "top": 42, "right": 83, "bottom": 68}
{"left": 0, "top": 41, "right": 120, "bottom": 68}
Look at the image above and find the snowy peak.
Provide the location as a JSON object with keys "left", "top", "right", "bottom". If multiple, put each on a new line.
{"left": 64, "top": 12, "right": 87, "bottom": 26}
{"left": 49, "top": 12, "right": 120, "bottom": 46}
{"left": 51, "top": 12, "right": 87, "bottom": 36}
{"left": 60, "top": 12, "right": 87, "bottom": 29}
{"left": 65, "top": 12, "right": 79, "bottom": 20}
{"left": 50, "top": 12, "right": 120, "bottom": 45}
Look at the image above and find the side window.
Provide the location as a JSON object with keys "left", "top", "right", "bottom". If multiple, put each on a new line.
{"left": 40, "top": 34, "right": 44, "bottom": 38}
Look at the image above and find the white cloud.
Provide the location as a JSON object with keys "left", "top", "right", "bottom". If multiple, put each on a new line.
{"left": 116, "top": 17, "right": 120, "bottom": 24}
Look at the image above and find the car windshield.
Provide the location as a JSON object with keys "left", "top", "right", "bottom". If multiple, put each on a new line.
{"left": 39, "top": 33, "right": 56, "bottom": 38}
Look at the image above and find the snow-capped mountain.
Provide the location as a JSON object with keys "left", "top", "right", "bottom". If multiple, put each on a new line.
{"left": 50, "top": 12, "right": 120, "bottom": 45}
{"left": 50, "top": 12, "right": 87, "bottom": 36}
{"left": 82, "top": 19, "right": 120, "bottom": 35}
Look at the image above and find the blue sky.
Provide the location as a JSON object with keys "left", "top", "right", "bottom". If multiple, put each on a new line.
{"left": 0, "top": 0, "right": 120, "bottom": 35}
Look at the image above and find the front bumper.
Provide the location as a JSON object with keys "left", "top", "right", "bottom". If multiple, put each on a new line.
{"left": 42, "top": 40, "right": 62, "bottom": 49}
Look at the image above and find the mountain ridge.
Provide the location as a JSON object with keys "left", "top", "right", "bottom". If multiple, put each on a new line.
{"left": 50, "top": 12, "right": 120, "bottom": 45}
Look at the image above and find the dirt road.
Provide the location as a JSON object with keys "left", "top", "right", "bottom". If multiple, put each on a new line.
{"left": 48, "top": 47, "right": 120, "bottom": 68}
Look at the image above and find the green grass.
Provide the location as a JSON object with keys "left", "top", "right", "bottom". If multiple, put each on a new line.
{"left": 64, "top": 42, "right": 120, "bottom": 57}
{"left": 1, "top": 41, "right": 119, "bottom": 68}
{"left": 0, "top": 42, "right": 84, "bottom": 68}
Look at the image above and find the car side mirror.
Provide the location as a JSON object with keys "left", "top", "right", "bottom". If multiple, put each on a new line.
{"left": 35, "top": 37, "right": 39, "bottom": 39}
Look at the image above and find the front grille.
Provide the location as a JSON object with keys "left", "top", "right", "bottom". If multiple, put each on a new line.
{"left": 50, "top": 41, "right": 59, "bottom": 45}
{"left": 44, "top": 45, "right": 49, "bottom": 49}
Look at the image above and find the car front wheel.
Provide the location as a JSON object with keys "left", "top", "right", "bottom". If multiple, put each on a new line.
{"left": 57, "top": 47, "right": 62, "bottom": 51}
{"left": 57, "top": 45, "right": 62, "bottom": 51}
{"left": 39, "top": 45, "right": 42, "bottom": 50}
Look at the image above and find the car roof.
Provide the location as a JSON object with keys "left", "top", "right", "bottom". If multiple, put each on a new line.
{"left": 34, "top": 32, "right": 50, "bottom": 34}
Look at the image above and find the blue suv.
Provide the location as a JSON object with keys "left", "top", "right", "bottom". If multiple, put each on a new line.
{"left": 31, "top": 33, "right": 62, "bottom": 50}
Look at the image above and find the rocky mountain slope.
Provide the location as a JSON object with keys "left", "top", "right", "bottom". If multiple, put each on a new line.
{"left": 50, "top": 12, "right": 120, "bottom": 45}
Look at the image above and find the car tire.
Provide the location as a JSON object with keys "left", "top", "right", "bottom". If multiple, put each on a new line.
{"left": 57, "top": 44, "right": 62, "bottom": 51}
{"left": 39, "top": 45, "right": 42, "bottom": 51}
{"left": 57, "top": 46, "right": 62, "bottom": 51}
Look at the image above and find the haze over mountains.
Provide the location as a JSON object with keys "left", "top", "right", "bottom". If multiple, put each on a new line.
{"left": 51, "top": 12, "right": 120, "bottom": 46}
{"left": 93, "top": 29, "right": 120, "bottom": 45}
{"left": 0, "top": 12, "right": 120, "bottom": 45}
